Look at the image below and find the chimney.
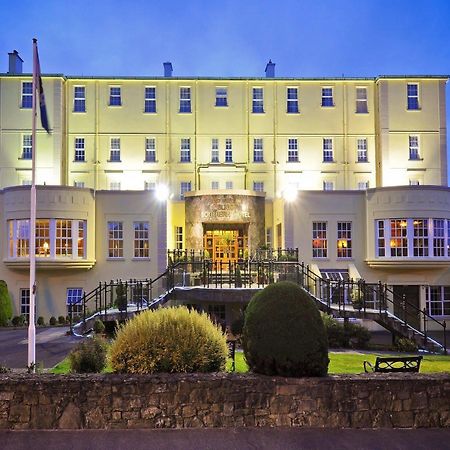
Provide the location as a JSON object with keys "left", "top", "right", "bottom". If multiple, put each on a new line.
{"left": 163, "top": 62, "right": 173, "bottom": 77}
{"left": 265, "top": 59, "right": 275, "bottom": 78}
{"left": 8, "top": 50, "right": 23, "bottom": 74}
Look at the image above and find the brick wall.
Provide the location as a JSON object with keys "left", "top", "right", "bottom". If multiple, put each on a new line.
{"left": 0, "top": 373, "right": 448, "bottom": 429}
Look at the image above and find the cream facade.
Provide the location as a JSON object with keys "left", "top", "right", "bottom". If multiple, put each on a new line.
{"left": 0, "top": 57, "right": 449, "bottom": 328}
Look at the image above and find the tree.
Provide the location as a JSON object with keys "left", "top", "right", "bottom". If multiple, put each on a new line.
{"left": 0, "top": 280, "right": 13, "bottom": 326}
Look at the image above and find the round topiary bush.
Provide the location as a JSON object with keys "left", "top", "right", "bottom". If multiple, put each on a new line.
{"left": 110, "top": 306, "right": 228, "bottom": 374}
{"left": 242, "top": 281, "right": 329, "bottom": 377}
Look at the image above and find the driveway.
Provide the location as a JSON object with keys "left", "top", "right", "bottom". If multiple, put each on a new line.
{"left": 0, "top": 327, "right": 80, "bottom": 370}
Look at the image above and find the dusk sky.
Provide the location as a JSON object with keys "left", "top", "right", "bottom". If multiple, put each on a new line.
{"left": 1, "top": 0, "right": 449, "bottom": 177}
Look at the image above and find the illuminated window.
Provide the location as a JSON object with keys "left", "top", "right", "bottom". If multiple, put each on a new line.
{"left": 312, "top": 222, "right": 327, "bottom": 258}
{"left": 253, "top": 181, "right": 264, "bottom": 192}
{"left": 180, "top": 181, "right": 191, "bottom": 199}
{"left": 215, "top": 87, "right": 227, "bottom": 107}
{"left": 179, "top": 87, "right": 191, "bottom": 113}
{"left": 390, "top": 219, "right": 408, "bottom": 257}
{"left": 211, "top": 181, "right": 219, "bottom": 190}
{"left": 433, "top": 219, "right": 445, "bottom": 257}
{"left": 357, "top": 138, "right": 368, "bottom": 162}
{"left": 426, "top": 286, "right": 450, "bottom": 317}
{"left": 35, "top": 220, "right": 50, "bottom": 257}
{"left": 109, "top": 86, "right": 121, "bottom": 106}
{"left": 74, "top": 86, "right": 86, "bottom": 112}
{"left": 225, "top": 139, "right": 233, "bottom": 163}
{"left": 56, "top": 219, "right": 73, "bottom": 257}
{"left": 134, "top": 222, "right": 149, "bottom": 258}
{"left": 211, "top": 138, "right": 219, "bottom": 163}
{"left": 74, "top": 138, "right": 85, "bottom": 161}
{"left": 253, "top": 138, "right": 264, "bottom": 162}
{"left": 407, "top": 83, "right": 419, "bottom": 110}
{"left": 108, "top": 221, "right": 123, "bottom": 258}
{"left": 21, "top": 82, "right": 32, "bottom": 108}
{"left": 323, "top": 181, "right": 334, "bottom": 191}
{"left": 287, "top": 87, "right": 299, "bottom": 113}
{"left": 337, "top": 222, "right": 352, "bottom": 258}
{"left": 77, "top": 221, "right": 86, "bottom": 258}
{"left": 20, "top": 288, "right": 30, "bottom": 322}
{"left": 180, "top": 138, "right": 191, "bottom": 162}
{"left": 323, "top": 138, "right": 333, "bottom": 162}
{"left": 409, "top": 135, "right": 420, "bottom": 160}
{"left": 287, "top": 138, "right": 298, "bottom": 162}
{"left": 321, "top": 87, "right": 334, "bottom": 107}
{"left": 252, "top": 87, "right": 264, "bottom": 113}
{"left": 144, "top": 87, "right": 156, "bottom": 113}
{"left": 66, "top": 288, "right": 83, "bottom": 315}
{"left": 22, "top": 135, "right": 32, "bottom": 159}
{"left": 175, "top": 226, "right": 183, "bottom": 250}
{"left": 356, "top": 87, "right": 368, "bottom": 113}
{"left": 145, "top": 138, "right": 156, "bottom": 162}
{"left": 413, "top": 219, "right": 428, "bottom": 257}
{"left": 376, "top": 220, "right": 385, "bottom": 257}
{"left": 110, "top": 138, "right": 121, "bottom": 161}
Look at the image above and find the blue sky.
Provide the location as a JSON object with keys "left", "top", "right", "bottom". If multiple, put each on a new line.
{"left": 1, "top": 0, "right": 449, "bottom": 177}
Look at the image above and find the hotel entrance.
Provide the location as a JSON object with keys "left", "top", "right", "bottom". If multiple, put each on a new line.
{"left": 203, "top": 224, "right": 248, "bottom": 263}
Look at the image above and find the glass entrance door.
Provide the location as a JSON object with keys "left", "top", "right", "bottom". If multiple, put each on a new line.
{"left": 203, "top": 225, "right": 248, "bottom": 263}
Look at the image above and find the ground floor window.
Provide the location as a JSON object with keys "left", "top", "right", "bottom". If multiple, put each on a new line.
{"left": 425, "top": 286, "right": 450, "bottom": 317}
{"left": 20, "top": 288, "right": 30, "bottom": 322}
{"left": 207, "top": 304, "right": 226, "bottom": 322}
{"left": 175, "top": 226, "right": 183, "bottom": 250}
{"left": 67, "top": 288, "right": 83, "bottom": 316}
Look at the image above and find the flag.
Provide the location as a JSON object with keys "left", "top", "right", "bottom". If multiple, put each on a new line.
{"left": 33, "top": 40, "right": 50, "bottom": 133}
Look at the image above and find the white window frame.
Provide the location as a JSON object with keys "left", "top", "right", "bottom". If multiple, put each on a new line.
{"left": 253, "top": 181, "right": 264, "bottom": 192}
{"left": 108, "top": 221, "right": 123, "bottom": 258}
{"left": 180, "top": 138, "right": 191, "bottom": 162}
{"left": 179, "top": 87, "right": 191, "bottom": 113}
{"left": 211, "top": 181, "right": 219, "bottom": 190}
{"left": 357, "top": 138, "right": 368, "bottom": 162}
{"left": 323, "top": 181, "right": 334, "bottom": 191}
{"left": 74, "top": 137, "right": 85, "bottom": 162}
{"left": 312, "top": 221, "right": 328, "bottom": 258}
{"left": 21, "top": 82, "right": 33, "bottom": 109}
{"left": 22, "top": 134, "right": 32, "bottom": 159}
{"left": 145, "top": 137, "right": 156, "bottom": 162}
{"left": 225, "top": 138, "right": 233, "bottom": 163}
{"left": 252, "top": 87, "right": 264, "bottom": 113}
{"left": 225, "top": 181, "right": 233, "bottom": 190}
{"left": 110, "top": 137, "right": 121, "bottom": 162}
{"left": 67, "top": 288, "right": 83, "bottom": 315}
{"left": 286, "top": 87, "right": 299, "bottom": 113}
{"left": 175, "top": 226, "right": 183, "bottom": 250}
{"left": 144, "top": 86, "right": 156, "bottom": 113}
{"left": 355, "top": 87, "right": 368, "bottom": 113}
{"left": 180, "top": 181, "right": 191, "bottom": 199}
{"left": 211, "top": 138, "right": 219, "bottom": 163}
{"left": 287, "top": 138, "right": 299, "bottom": 162}
{"left": 321, "top": 87, "right": 334, "bottom": 107}
{"left": 409, "top": 135, "right": 420, "bottom": 160}
{"left": 407, "top": 83, "right": 420, "bottom": 110}
{"left": 109, "top": 86, "right": 122, "bottom": 106}
{"left": 73, "top": 86, "right": 86, "bottom": 112}
{"left": 133, "top": 221, "right": 150, "bottom": 258}
{"left": 253, "top": 138, "right": 264, "bottom": 162}
{"left": 337, "top": 221, "right": 352, "bottom": 259}
{"left": 20, "top": 288, "right": 31, "bottom": 321}
{"left": 426, "top": 286, "right": 450, "bottom": 317}
{"left": 110, "top": 181, "right": 121, "bottom": 191}
{"left": 323, "top": 138, "right": 333, "bottom": 162}
{"left": 215, "top": 87, "right": 228, "bottom": 107}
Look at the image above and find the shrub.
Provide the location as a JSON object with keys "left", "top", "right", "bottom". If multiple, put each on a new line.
{"left": 242, "top": 281, "right": 329, "bottom": 377}
{"left": 110, "top": 306, "right": 228, "bottom": 374}
{"left": 0, "top": 280, "right": 13, "bottom": 327}
{"left": 58, "top": 315, "right": 66, "bottom": 325}
{"left": 12, "top": 315, "right": 25, "bottom": 327}
{"left": 322, "top": 314, "right": 371, "bottom": 349}
{"left": 346, "top": 322, "right": 371, "bottom": 349}
{"left": 37, "top": 316, "right": 45, "bottom": 326}
{"left": 395, "top": 337, "right": 418, "bottom": 352}
{"left": 0, "top": 364, "right": 10, "bottom": 373}
{"left": 49, "top": 316, "right": 57, "bottom": 326}
{"left": 69, "top": 336, "right": 108, "bottom": 373}
{"left": 93, "top": 319, "right": 105, "bottom": 334}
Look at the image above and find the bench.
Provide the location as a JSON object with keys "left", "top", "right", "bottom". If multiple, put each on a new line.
{"left": 363, "top": 356, "right": 422, "bottom": 373}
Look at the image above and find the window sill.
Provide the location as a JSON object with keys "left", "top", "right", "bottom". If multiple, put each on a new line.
{"left": 72, "top": 110, "right": 86, "bottom": 114}
{"left": 180, "top": 160, "right": 192, "bottom": 163}
{"left": 408, "top": 158, "right": 424, "bottom": 161}
{"left": 107, "top": 160, "right": 122, "bottom": 163}
{"left": 312, "top": 257, "right": 330, "bottom": 261}
{"left": 287, "top": 160, "right": 300, "bottom": 163}
{"left": 321, "top": 105, "right": 335, "bottom": 108}
{"left": 286, "top": 111, "right": 300, "bottom": 115}
{"left": 253, "top": 160, "right": 265, "bottom": 163}
{"left": 178, "top": 111, "right": 192, "bottom": 114}
{"left": 143, "top": 111, "right": 157, "bottom": 114}
{"left": 73, "top": 160, "right": 87, "bottom": 163}
{"left": 322, "top": 160, "right": 335, "bottom": 163}
{"left": 355, "top": 111, "right": 369, "bottom": 115}
{"left": 144, "top": 160, "right": 158, "bottom": 163}
{"left": 366, "top": 258, "right": 450, "bottom": 268}
{"left": 18, "top": 157, "right": 32, "bottom": 161}
{"left": 252, "top": 111, "right": 265, "bottom": 114}
{"left": 214, "top": 105, "right": 229, "bottom": 109}
{"left": 132, "top": 257, "right": 151, "bottom": 261}
{"left": 3, "top": 258, "right": 96, "bottom": 269}
{"left": 106, "top": 257, "right": 125, "bottom": 261}
{"left": 406, "top": 108, "right": 421, "bottom": 112}
{"left": 356, "top": 160, "right": 369, "bottom": 163}
{"left": 108, "top": 104, "right": 122, "bottom": 108}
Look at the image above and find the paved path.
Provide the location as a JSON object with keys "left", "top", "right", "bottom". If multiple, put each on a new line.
{"left": 0, "top": 327, "right": 80, "bottom": 370}
{"left": 1, "top": 428, "right": 450, "bottom": 450}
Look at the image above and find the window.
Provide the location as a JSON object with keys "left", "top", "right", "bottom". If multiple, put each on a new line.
{"left": 180, "top": 138, "right": 191, "bottom": 162}
{"left": 21, "top": 82, "right": 33, "bottom": 108}
{"left": 323, "top": 138, "right": 333, "bottom": 162}
{"left": 108, "top": 221, "right": 123, "bottom": 258}
{"left": 134, "top": 222, "right": 149, "bottom": 258}
{"left": 145, "top": 138, "right": 156, "bottom": 162}
{"left": 266, "top": 227, "right": 272, "bottom": 248}
{"left": 413, "top": 219, "right": 428, "bottom": 257}
{"left": 357, "top": 138, "right": 368, "bottom": 162}
{"left": 433, "top": 219, "right": 445, "bottom": 257}
{"left": 144, "top": 87, "right": 156, "bottom": 113}
{"left": 390, "top": 219, "right": 408, "bottom": 257}
{"left": 312, "top": 222, "right": 327, "bottom": 258}
{"left": 409, "top": 135, "right": 420, "bottom": 160}
{"left": 409, "top": 179, "right": 420, "bottom": 186}
{"left": 67, "top": 288, "right": 83, "bottom": 315}
{"left": 22, "top": 179, "right": 32, "bottom": 186}
{"left": 356, "top": 87, "right": 368, "bottom": 113}
{"left": 321, "top": 87, "right": 334, "bottom": 107}
{"left": 225, "top": 181, "right": 233, "bottom": 190}
{"left": 253, "top": 181, "right": 264, "bottom": 192}
{"left": 110, "top": 138, "right": 121, "bottom": 161}
{"left": 323, "top": 181, "right": 334, "bottom": 191}
{"left": 144, "top": 181, "right": 155, "bottom": 191}
{"left": 252, "top": 87, "right": 264, "bottom": 113}
{"left": 407, "top": 83, "right": 419, "bottom": 110}
{"left": 20, "top": 288, "right": 30, "bottom": 321}
{"left": 74, "top": 138, "right": 85, "bottom": 162}
{"left": 358, "top": 181, "right": 369, "bottom": 190}
{"left": 207, "top": 304, "right": 226, "bottom": 321}
{"left": 215, "top": 87, "right": 227, "bottom": 107}
{"left": 35, "top": 219, "right": 50, "bottom": 257}
{"left": 376, "top": 220, "right": 385, "bottom": 257}
{"left": 211, "top": 138, "right": 219, "bottom": 163}
{"left": 74, "top": 181, "right": 85, "bottom": 188}
{"left": 287, "top": 87, "right": 299, "bottom": 113}
{"left": 337, "top": 222, "right": 352, "bottom": 258}
{"left": 225, "top": 139, "right": 233, "bottom": 163}
{"left": 175, "top": 226, "right": 183, "bottom": 250}
{"left": 426, "top": 286, "right": 450, "bottom": 317}
{"left": 109, "top": 86, "right": 121, "bottom": 106}
{"left": 56, "top": 219, "right": 72, "bottom": 257}
{"left": 77, "top": 220, "right": 86, "bottom": 258}
{"left": 74, "top": 86, "right": 86, "bottom": 112}
{"left": 253, "top": 138, "right": 264, "bottom": 162}
{"left": 287, "top": 138, "right": 298, "bottom": 162}
{"left": 211, "top": 181, "right": 219, "bottom": 190}
{"left": 22, "top": 135, "right": 32, "bottom": 159}
{"left": 179, "top": 87, "right": 191, "bottom": 113}
{"left": 180, "top": 181, "right": 191, "bottom": 199}
{"left": 110, "top": 181, "right": 121, "bottom": 191}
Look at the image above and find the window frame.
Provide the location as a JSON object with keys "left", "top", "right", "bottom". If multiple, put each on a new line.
{"left": 179, "top": 87, "right": 192, "bottom": 113}
{"left": 144, "top": 86, "right": 156, "bottom": 113}
{"left": 286, "top": 87, "right": 299, "bottom": 113}
{"left": 408, "top": 135, "right": 421, "bottom": 160}
{"left": 323, "top": 138, "right": 334, "bottom": 162}
{"left": 407, "top": 83, "right": 420, "bottom": 110}
{"left": 74, "top": 137, "right": 86, "bottom": 162}
{"left": 355, "top": 87, "right": 368, "bottom": 114}
{"left": 253, "top": 138, "right": 264, "bottom": 162}
{"left": 215, "top": 87, "right": 228, "bottom": 107}
{"left": 22, "top": 134, "right": 32, "bottom": 160}
{"left": 312, "top": 221, "right": 328, "bottom": 258}
{"left": 66, "top": 288, "right": 83, "bottom": 315}
{"left": 107, "top": 221, "right": 124, "bottom": 258}
{"left": 73, "top": 86, "right": 86, "bottom": 113}
{"left": 211, "top": 138, "right": 219, "bottom": 163}
{"left": 109, "top": 137, "right": 121, "bottom": 162}
{"left": 287, "top": 138, "right": 299, "bottom": 162}
{"left": 145, "top": 137, "right": 156, "bottom": 162}
{"left": 357, "top": 138, "right": 368, "bottom": 162}
{"left": 252, "top": 87, "right": 264, "bottom": 113}
{"left": 133, "top": 221, "right": 150, "bottom": 258}
{"left": 180, "top": 181, "right": 191, "bottom": 199}
{"left": 225, "top": 138, "right": 233, "bottom": 163}
{"left": 109, "top": 86, "right": 122, "bottom": 107}
{"left": 337, "top": 221, "right": 352, "bottom": 259}
{"left": 321, "top": 87, "right": 334, "bottom": 107}
{"left": 180, "top": 138, "right": 191, "bottom": 162}
{"left": 21, "top": 82, "right": 33, "bottom": 109}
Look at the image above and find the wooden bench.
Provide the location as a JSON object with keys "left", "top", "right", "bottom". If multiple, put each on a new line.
{"left": 363, "top": 356, "right": 422, "bottom": 373}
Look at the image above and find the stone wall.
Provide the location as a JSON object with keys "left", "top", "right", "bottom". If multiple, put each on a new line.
{"left": 0, "top": 373, "right": 448, "bottom": 429}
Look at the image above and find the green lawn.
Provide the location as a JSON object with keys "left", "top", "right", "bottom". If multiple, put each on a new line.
{"left": 52, "top": 351, "right": 450, "bottom": 375}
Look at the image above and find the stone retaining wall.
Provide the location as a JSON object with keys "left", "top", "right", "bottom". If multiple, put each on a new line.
{"left": 0, "top": 373, "right": 448, "bottom": 429}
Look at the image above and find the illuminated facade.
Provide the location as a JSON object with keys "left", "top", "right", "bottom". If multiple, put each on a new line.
{"left": 0, "top": 53, "right": 449, "bottom": 328}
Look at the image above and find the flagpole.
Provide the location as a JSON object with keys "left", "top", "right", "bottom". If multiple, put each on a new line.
{"left": 28, "top": 38, "right": 38, "bottom": 371}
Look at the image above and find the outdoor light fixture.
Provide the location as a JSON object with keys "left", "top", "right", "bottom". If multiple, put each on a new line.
{"left": 155, "top": 184, "right": 170, "bottom": 202}
{"left": 282, "top": 186, "right": 297, "bottom": 202}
